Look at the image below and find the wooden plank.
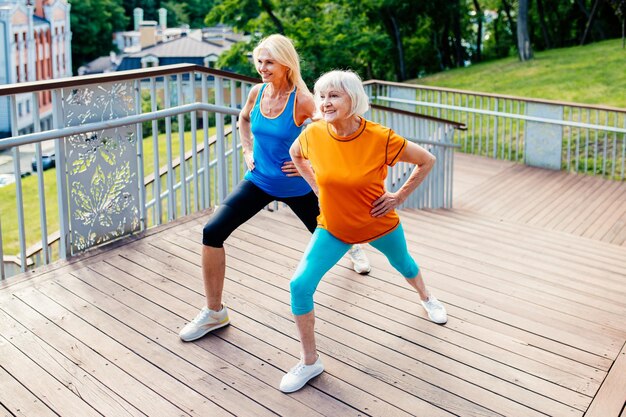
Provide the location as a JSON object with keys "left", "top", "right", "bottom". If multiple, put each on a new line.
{"left": 68, "top": 263, "right": 359, "bottom": 417}
{"left": 28, "top": 278, "right": 274, "bottom": 417}
{"left": 585, "top": 191, "right": 626, "bottom": 241}
{"left": 525, "top": 172, "right": 600, "bottom": 228}
{"left": 481, "top": 167, "right": 554, "bottom": 216}
{"left": 9, "top": 286, "right": 232, "bottom": 417}
{"left": 0, "top": 308, "right": 145, "bottom": 417}
{"left": 405, "top": 208, "right": 626, "bottom": 292}
{"left": 558, "top": 178, "right": 624, "bottom": 233}
{"left": 456, "top": 165, "right": 528, "bottom": 211}
{"left": 601, "top": 211, "right": 626, "bottom": 245}
{"left": 510, "top": 170, "right": 591, "bottom": 223}
{"left": 250, "top": 209, "right": 615, "bottom": 371}
{"left": 256, "top": 209, "right": 626, "bottom": 352}
{"left": 453, "top": 153, "right": 516, "bottom": 201}
{"left": 402, "top": 210, "right": 626, "bottom": 302}
{"left": 227, "top": 217, "right": 606, "bottom": 378}
{"left": 77, "top": 257, "right": 419, "bottom": 417}
{"left": 585, "top": 343, "right": 626, "bottom": 417}
{"left": 398, "top": 211, "right": 626, "bottom": 300}
{"left": 0, "top": 365, "right": 56, "bottom": 417}
{"left": 420, "top": 208, "right": 626, "bottom": 268}
{"left": 222, "top": 228, "right": 597, "bottom": 402}
{"left": 266, "top": 206, "right": 626, "bottom": 328}
{"left": 1, "top": 289, "right": 195, "bottom": 417}
{"left": 158, "top": 228, "right": 585, "bottom": 415}
{"left": 0, "top": 316, "right": 100, "bottom": 417}
{"left": 131, "top": 241, "right": 462, "bottom": 416}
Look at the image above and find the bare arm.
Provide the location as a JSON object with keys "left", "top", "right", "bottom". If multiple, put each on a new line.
{"left": 282, "top": 91, "right": 316, "bottom": 177}
{"left": 238, "top": 84, "right": 262, "bottom": 171}
{"left": 371, "top": 141, "right": 436, "bottom": 217}
{"left": 289, "top": 138, "right": 319, "bottom": 196}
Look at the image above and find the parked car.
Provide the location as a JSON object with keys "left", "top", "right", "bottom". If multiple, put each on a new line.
{"left": 32, "top": 152, "right": 55, "bottom": 172}
{"left": 0, "top": 173, "right": 15, "bottom": 187}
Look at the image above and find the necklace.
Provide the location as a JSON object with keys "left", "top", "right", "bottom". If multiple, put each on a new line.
{"left": 264, "top": 88, "right": 290, "bottom": 116}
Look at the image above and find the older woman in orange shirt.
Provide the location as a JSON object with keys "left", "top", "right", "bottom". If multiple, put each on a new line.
{"left": 280, "top": 70, "right": 447, "bottom": 393}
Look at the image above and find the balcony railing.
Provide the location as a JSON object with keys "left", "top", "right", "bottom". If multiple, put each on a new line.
{"left": 0, "top": 64, "right": 462, "bottom": 280}
{"left": 365, "top": 80, "right": 626, "bottom": 180}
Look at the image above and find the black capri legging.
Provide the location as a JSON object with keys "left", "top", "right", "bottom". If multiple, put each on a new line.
{"left": 202, "top": 179, "right": 319, "bottom": 247}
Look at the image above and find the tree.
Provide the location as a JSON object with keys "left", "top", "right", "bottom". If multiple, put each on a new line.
{"left": 536, "top": 0, "right": 552, "bottom": 48}
{"left": 580, "top": 0, "right": 602, "bottom": 45}
{"left": 205, "top": 0, "right": 284, "bottom": 34}
{"left": 185, "top": 0, "right": 215, "bottom": 28}
{"left": 517, "top": 0, "right": 533, "bottom": 60}
{"left": 162, "top": 0, "right": 189, "bottom": 26}
{"left": 607, "top": 0, "right": 626, "bottom": 47}
{"left": 472, "top": 0, "right": 483, "bottom": 62}
{"left": 69, "top": 0, "right": 129, "bottom": 72}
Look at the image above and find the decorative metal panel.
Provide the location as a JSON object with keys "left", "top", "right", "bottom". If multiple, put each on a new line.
{"left": 525, "top": 102, "right": 563, "bottom": 170}
{"left": 62, "top": 82, "right": 140, "bottom": 253}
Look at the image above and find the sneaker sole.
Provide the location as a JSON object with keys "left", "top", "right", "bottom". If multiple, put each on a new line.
{"left": 355, "top": 267, "right": 371, "bottom": 275}
{"left": 179, "top": 320, "right": 230, "bottom": 342}
{"left": 280, "top": 368, "right": 324, "bottom": 393}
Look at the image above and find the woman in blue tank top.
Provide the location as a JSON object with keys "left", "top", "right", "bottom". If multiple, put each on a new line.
{"left": 179, "top": 35, "right": 371, "bottom": 346}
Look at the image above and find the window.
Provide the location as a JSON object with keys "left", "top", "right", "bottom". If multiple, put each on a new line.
{"left": 141, "top": 55, "right": 159, "bottom": 68}
{"left": 204, "top": 55, "right": 218, "bottom": 68}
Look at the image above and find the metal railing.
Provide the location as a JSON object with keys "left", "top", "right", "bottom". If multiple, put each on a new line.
{"left": 0, "top": 64, "right": 256, "bottom": 278}
{"left": 0, "top": 64, "right": 462, "bottom": 280}
{"left": 367, "top": 104, "right": 462, "bottom": 209}
{"left": 365, "top": 80, "right": 626, "bottom": 180}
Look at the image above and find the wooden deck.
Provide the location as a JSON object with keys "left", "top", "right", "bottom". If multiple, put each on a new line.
{"left": 1, "top": 154, "right": 625, "bottom": 417}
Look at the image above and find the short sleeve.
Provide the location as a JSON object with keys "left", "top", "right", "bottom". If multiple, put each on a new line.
{"left": 385, "top": 128, "right": 407, "bottom": 166}
{"left": 297, "top": 128, "right": 309, "bottom": 159}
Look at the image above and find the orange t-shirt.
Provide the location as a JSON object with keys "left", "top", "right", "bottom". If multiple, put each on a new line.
{"left": 298, "top": 118, "right": 407, "bottom": 244}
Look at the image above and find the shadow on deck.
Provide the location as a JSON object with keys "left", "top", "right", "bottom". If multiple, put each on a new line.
{"left": 1, "top": 154, "right": 625, "bottom": 416}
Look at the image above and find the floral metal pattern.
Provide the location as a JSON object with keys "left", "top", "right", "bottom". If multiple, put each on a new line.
{"left": 63, "top": 82, "right": 140, "bottom": 253}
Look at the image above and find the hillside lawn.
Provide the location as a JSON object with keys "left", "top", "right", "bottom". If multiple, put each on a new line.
{"left": 410, "top": 38, "right": 626, "bottom": 109}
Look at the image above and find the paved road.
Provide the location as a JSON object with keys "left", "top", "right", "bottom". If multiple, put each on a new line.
{"left": 0, "top": 140, "right": 56, "bottom": 175}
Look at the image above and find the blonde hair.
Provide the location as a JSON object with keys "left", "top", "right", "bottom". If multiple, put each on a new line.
{"left": 252, "top": 34, "right": 310, "bottom": 94}
{"left": 314, "top": 70, "right": 370, "bottom": 117}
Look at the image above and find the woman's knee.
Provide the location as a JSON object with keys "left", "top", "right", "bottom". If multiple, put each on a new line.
{"left": 201, "top": 207, "right": 234, "bottom": 247}
{"left": 290, "top": 276, "right": 314, "bottom": 315}
{"left": 396, "top": 257, "right": 419, "bottom": 278}
{"left": 202, "top": 221, "right": 226, "bottom": 247}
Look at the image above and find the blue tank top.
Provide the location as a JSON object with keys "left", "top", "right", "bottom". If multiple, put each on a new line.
{"left": 244, "top": 84, "right": 311, "bottom": 197}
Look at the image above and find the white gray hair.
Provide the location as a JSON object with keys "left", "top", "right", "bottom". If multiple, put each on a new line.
{"left": 313, "top": 70, "right": 370, "bottom": 117}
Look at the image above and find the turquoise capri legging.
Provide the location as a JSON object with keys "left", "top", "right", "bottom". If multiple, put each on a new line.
{"left": 290, "top": 223, "right": 419, "bottom": 315}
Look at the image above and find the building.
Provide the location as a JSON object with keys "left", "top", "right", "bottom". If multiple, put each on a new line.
{"left": 0, "top": 0, "right": 72, "bottom": 137}
{"left": 80, "top": 8, "right": 248, "bottom": 75}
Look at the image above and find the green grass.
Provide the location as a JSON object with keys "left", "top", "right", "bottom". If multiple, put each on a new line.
{"left": 0, "top": 127, "right": 219, "bottom": 256}
{"left": 409, "top": 38, "right": 626, "bottom": 109}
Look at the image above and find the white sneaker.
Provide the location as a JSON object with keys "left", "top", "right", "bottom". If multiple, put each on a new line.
{"left": 279, "top": 355, "right": 324, "bottom": 393}
{"left": 347, "top": 244, "right": 371, "bottom": 274}
{"left": 421, "top": 295, "right": 447, "bottom": 324}
{"left": 179, "top": 306, "right": 230, "bottom": 342}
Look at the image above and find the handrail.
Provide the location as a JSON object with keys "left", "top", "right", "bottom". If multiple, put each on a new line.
{"left": 0, "top": 102, "right": 240, "bottom": 150}
{"left": 364, "top": 79, "right": 626, "bottom": 113}
{"left": 375, "top": 96, "right": 626, "bottom": 134}
{"left": 0, "top": 63, "right": 261, "bottom": 96}
{"left": 371, "top": 103, "right": 467, "bottom": 130}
